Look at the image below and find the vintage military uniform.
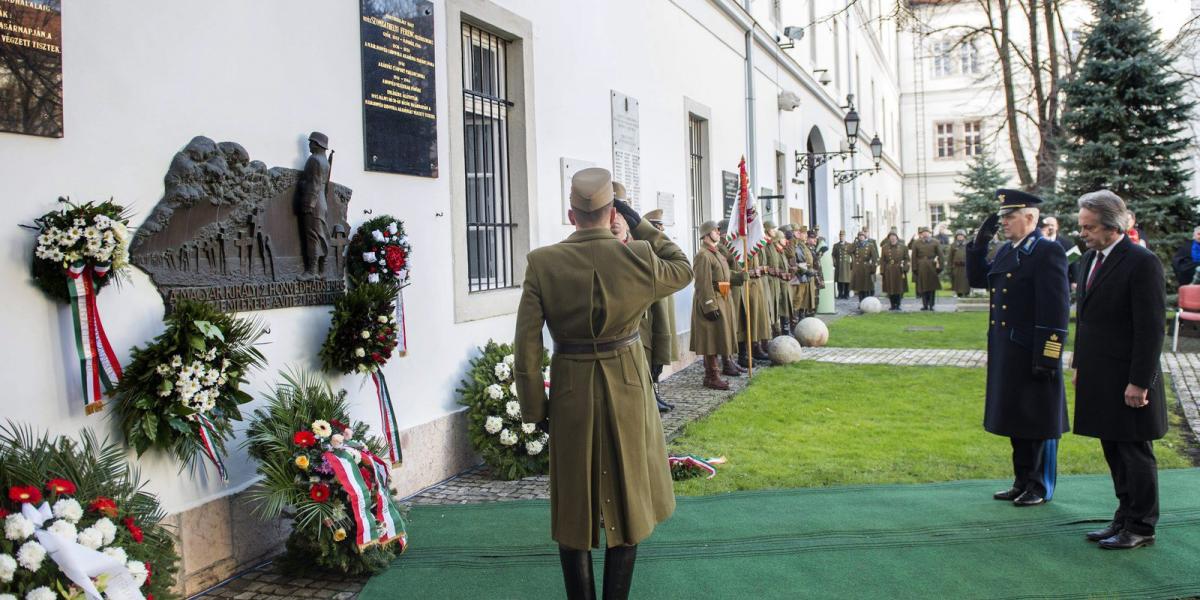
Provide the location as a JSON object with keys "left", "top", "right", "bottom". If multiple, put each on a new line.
{"left": 965, "top": 189, "right": 1070, "bottom": 505}
{"left": 832, "top": 232, "right": 854, "bottom": 299}
{"left": 948, "top": 233, "right": 971, "bottom": 297}
{"left": 793, "top": 230, "right": 820, "bottom": 318}
{"left": 880, "top": 235, "right": 909, "bottom": 310}
{"left": 745, "top": 251, "right": 773, "bottom": 360}
{"left": 770, "top": 231, "right": 794, "bottom": 334}
{"left": 850, "top": 235, "right": 879, "bottom": 301}
{"left": 910, "top": 228, "right": 945, "bottom": 310}
{"left": 640, "top": 208, "right": 681, "bottom": 413}
{"left": 691, "top": 221, "right": 741, "bottom": 388}
{"left": 513, "top": 168, "right": 693, "bottom": 552}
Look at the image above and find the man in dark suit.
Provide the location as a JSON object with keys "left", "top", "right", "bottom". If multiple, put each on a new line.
{"left": 966, "top": 189, "right": 1071, "bottom": 507}
{"left": 1072, "top": 190, "right": 1168, "bottom": 550}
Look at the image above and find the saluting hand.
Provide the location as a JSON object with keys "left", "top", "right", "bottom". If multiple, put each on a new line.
{"left": 974, "top": 213, "right": 1001, "bottom": 246}
{"left": 1124, "top": 383, "right": 1150, "bottom": 408}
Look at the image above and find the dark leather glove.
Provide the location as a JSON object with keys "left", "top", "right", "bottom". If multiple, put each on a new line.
{"left": 536, "top": 419, "right": 550, "bottom": 436}
{"left": 974, "top": 213, "right": 1001, "bottom": 246}
{"left": 1032, "top": 365, "right": 1057, "bottom": 381}
{"left": 614, "top": 200, "right": 642, "bottom": 228}
{"left": 703, "top": 309, "right": 720, "bottom": 322}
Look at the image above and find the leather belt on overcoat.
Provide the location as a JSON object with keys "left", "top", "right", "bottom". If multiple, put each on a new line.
{"left": 554, "top": 331, "right": 641, "bottom": 355}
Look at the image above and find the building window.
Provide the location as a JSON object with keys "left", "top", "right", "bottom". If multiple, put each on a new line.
{"left": 930, "top": 203, "right": 946, "bottom": 227}
{"left": 963, "top": 120, "right": 983, "bottom": 157}
{"left": 688, "top": 114, "right": 709, "bottom": 246}
{"left": 932, "top": 39, "right": 954, "bottom": 78}
{"left": 959, "top": 41, "right": 980, "bottom": 75}
{"left": 935, "top": 122, "right": 956, "bottom": 159}
{"left": 462, "top": 23, "right": 515, "bottom": 292}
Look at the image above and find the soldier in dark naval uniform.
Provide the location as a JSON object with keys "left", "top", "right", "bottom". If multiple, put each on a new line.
{"left": 966, "top": 189, "right": 1070, "bottom": 507}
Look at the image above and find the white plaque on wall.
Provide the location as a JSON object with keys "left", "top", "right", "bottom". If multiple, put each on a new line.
{"left": 611, "top": 91, "right": 641, "bottom": 212}
{"left": 560, "top": 157, "right": 597, "bottom": 224}
{"left": 657, "top": 191, "right": 676, "bottom": 227}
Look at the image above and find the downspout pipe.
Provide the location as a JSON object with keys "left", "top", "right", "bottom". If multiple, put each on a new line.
{"left": 743, "top": 0, "right": 756, "bottom": 194}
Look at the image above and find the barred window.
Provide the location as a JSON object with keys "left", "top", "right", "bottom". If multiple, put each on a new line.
{"left": 959, "top": 41, "right": 980, "bottom": 75}
{"left": 963, "top": 120, "right": 983, "bottom": 157}
{"left": 936, "top": 122, "right": 956, "bottom": 159}
{"left": 932, "top": 39, "right": 954, "bottom": 78}
{"left": 688, "top": 114, "right": 709, "bottom": 247}
{"left": 461, "top": 24, "right": 515, "bottom": 292}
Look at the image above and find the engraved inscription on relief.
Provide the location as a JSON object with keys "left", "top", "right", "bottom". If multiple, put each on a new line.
{"left": 0, "top": 0, "right": 62, "bottom": 137}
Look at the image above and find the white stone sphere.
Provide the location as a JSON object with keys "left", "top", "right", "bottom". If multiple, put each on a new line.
{"left": 794, "top": 317, "right": 829, "bottom": 347}
{"left": 860, "top": 296, "right": 883, "bottom": 314}
{"left": 767, "top": 335, "right": 803, "bottom": 364}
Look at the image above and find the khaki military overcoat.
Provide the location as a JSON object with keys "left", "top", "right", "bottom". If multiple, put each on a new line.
{"left": 910, "top": 238, "right": 944, "bottom": 294}
{"left": 690, "top": 246, "right": 738, "bottom": 355}
{"left": 514, "top": 220, "right": 693, "bottom": 550}
{"left": 851, "top": 240, "right": 878, "bottom": 293}
{"left": 880, "top": 241, "right": 910, "bottom": 295}
{"left": 640, "top": 295, "right": 674, "bottom": 366}
{"left": 793, "top": 243, "right": 819, "bottom": 311}
{"left": 832, "top": 241, "right": 854, "bottom": 283}
{"left": 948, "top": 240, "right": 970, "bottom": 295}
{"left": 745, "top": 254, "right": 773, "bottom": 341}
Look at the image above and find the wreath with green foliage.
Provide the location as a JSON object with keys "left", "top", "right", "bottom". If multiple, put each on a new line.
{"left": 345, "top": 215, "right": 411, "bottom": 288}
{"left": 319, "top": 283, "right": 399, "bottom": 375}
{"left": 244, "top": 371, "right": 406, "bottom": 576}
{"left": 457, "top": 341, "right": 551, "bottom": 480}
{"left": 27, "top": 197, "right": 131, "bottom": 303}
{"left": 0, "top": 423, "right": 180, "bottom": 600}
{"left": 113, "top": 300, "right": 265, "bottom": 474}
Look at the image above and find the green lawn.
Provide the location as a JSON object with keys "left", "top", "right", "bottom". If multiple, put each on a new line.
{"left": 670, "top": 363, "right": 1194, "bottom": 495}
{"left": 826, "top": 311, "right": 1002, "bottom": 349}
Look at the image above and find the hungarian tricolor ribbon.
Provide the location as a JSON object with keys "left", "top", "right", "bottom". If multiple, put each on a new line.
{"left": 194, "top": 414, "right": 228, "bottom": 481}
{"left": 363, "top": 450, "right": 408, "bottom": 552}
{"left": 324, "top": 447, "right": 382, "bottom": 548}
{"left": 395, "top": 288, "right": 408, "bottom": 356}
{"left": 66, "top": 261, "right": 122, "bottom": 414}
{"left": 370, "top": 370, "right": 403, "bottom": 465}
{"left": 668, "top": 454, "right": 726, "bottom": 480}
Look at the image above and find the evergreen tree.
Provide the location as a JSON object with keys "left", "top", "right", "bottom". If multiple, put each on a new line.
{"left": 950, "top": 152, "right": 1009, "bottom": 233}
{"left": 1056, "top": 0, "right": 1197, "bottom": 283}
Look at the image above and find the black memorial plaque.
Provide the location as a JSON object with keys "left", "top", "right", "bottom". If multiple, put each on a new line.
{"left": 359, "top": 0, "right": 438, "bottom": 177}
{"left": 722, "top": 170, "right": 739, "bottom": 220}
{"left": 0, "top": 0, "right": 62, "bottom": 138}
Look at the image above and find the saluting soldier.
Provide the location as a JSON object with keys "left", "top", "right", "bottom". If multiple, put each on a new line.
{"left": 948, "top": 230, "right": 971, "bottom": 297}
{"left": 639, "top": 208, "right": 680, "bottom": 412}
{"left": 832, "top": 230, "right": 853, "bottom": 299}
{"left": 792, "top": 226, "right": 820, "bottom": 318}
{"left": 965, "top": 189, "right": 1070, "bottom": 507}
{"left": 910, "top": 226, "right": 945, "bottom": 311}
{"left": 691, "top": 221, "right": 741, "bottom": 389}
{"left": 851, "top": 231, "right": 879, "bottom": 303}
{"left": 880, "top": 230, "right": 909, "bottom": 311}
{"left": 513, "top": 168, "right": 693, "bottom": 599}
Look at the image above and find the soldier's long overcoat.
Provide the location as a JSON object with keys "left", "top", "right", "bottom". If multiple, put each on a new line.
{"left": 690, "top": 245, "right": 738, "bottom": 355}
{"left": 910, "top": 238, "right": 944, "bottom": 294}
{"left": 948, "top": 240, "right": 971, "bottom": 295}
{"left": 880, "top": 241, "right": 909, "bottom": 295}
{"left": 514, "top": 220, "right": 693, "bottom": 550}
{"left": 851, "top": 239, "right": 879, "bottom": 293}
{"left": 833, "top": 240, "right": 854, "bottom": 284}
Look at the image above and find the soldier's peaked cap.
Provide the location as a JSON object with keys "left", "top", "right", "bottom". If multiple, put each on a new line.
{"left": 570, "top": 168, "right": 615, "bottom": 211}
{"left": 643, "top": 208, "right": 664, "bottom": 222}
{"left": 308, "top": 131, "right": 329, "bottom": 149}
{"left": 996, "top": 188, "right": 1043, "bottom": 215}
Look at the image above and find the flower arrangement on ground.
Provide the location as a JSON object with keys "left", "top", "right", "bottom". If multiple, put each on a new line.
{"left": 113, "top": 300, "right": 265, "bottom": 480}
{"left": 457, "top": 341, "right": 551, "bottom": 480}
{"left": 27, "top": 198, "right": 133, "bottom": 414}
{"left": 345, "top": 215, "right": 411, "bottom": 288}
{"left": 244, "top": 371, "right": 407, "bottom": 576}
{"left": 319, "top": 284, "right": 403, "bottom": 464}
{"left": 0, "top": 423, "right": 179, "bottom": 600}
{"left": 668, "top": 455, "right": 726, "bottom": 481}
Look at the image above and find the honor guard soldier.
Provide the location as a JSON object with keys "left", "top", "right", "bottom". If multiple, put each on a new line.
{"left": 966, "top": 189, "right": 1070, "bottom": 507}
{"left": 641, "top": 208, "right": 681, "bottom": 412}
{"left": 851, "top": 231, "right": 879, "bottom": 303}
{"left": 910, "top": 226, "right": 945, "bottom": 310}
{"left": 880, "top": 230, "right": 909, "bottom": 311}
{"left": 948, "top": 230, "right": 971, "bottom": 297}
{"left": 513, "top": 167, "right": 693, "bottom": 599}
{"left": 832, "top": 230, "right": 854, "bottom": 299}
{"left": 691, "top": 221, "right": 741, "bottom": 389}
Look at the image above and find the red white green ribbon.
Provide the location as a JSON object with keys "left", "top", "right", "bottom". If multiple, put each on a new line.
{"left": 370, "top": 370, "right": 403, "bottom": 465}
{"left": 324, "top": 448, "right": 380, "bottom": 547}
{"left": 395, "top": 288, "right": 408, "bottom": 356}
{"left": 668, "top": 454, "right": 723, "bottom": 479}
{"left": 194, "top": 414, "right": 228, "bottom": 481}
{"left": 363, "top": 450, "right": 407, "bottom": 551}
{"left": 66, "top": 262, "right": 122, "bottom": 414}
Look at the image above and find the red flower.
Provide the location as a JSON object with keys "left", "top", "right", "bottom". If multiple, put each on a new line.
{"left": 309, "top": 483, "right": 331, "bottom": 503}
{"left": 377, "top": 334, "right": 388, "bottom": 342}
{"left": 144, "top": 561, "right": 153, "bottom": 586}
{"left": 0, "top": 507, "right": 9, "bottom": 519}
{"left": 124, "top": 517, "right": 144, "bottom": 543}
{"left": 385, "top": 246, "right": 406, "bottom": 271}
{"left": 329, "top": 419, "right": 350, "bottom": 432}
{"left": 147, "top": 595, "right": 154, "bottom": 600}
{"left": 90, "top": 497, "right": 119, "bottom": 518}
{"left": 293, "top": 431, "right": 317, "bottom": 448}
{"left": 8, "top": 485, "right": 41, "bottom": 505}
{"left": 371, "top": 352, "right": 384, "bottom": 364}
{"left": 46, "top": 478, "right": 77, "bottom": 496}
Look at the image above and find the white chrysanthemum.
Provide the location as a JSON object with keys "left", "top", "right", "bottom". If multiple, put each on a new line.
{"left": 0, "top": 553, "right": 15, "bottom": 582}
{"left": 52, "top": 497, "right": 83, "bottom": 523}
{"left": 16, "top": 540, "right": 45, "bottom": 571}
{"left": 505, "top": 401, "right": 522, "bottom": 419}
{"left": 47, "top": 519, "right": 77, "bottom": 541}
{"left": 312, "top": 420, "right": 333, "bottom": 438}
{"left": 526, "top": 440, "right": 544, "bottom": 455}
{"left": 503, "top": 354, "right": 515, "bottom": 367}
{"left": 127, "top": 560, "right": 149, "bottom": 586}
{"left": 25, "top": 587, "right": 54, "bottom": 600}
{"left": 94, "top": 214, "right": 112, "bottom": 229}
{"left": 0, "top": 594, "right": 14, "bottom": 600}
{"left": 485, "top": 384, "right": 504, "bottom": 400}
{"left": 521, "top": 422, "right": 537, "bottom": 435}
{"left": 346, "top": 448, "right": 363, "bottom": 464}
{"left": 4, "top": 514, "right": 33, "bottom": 541}
{"left": 498, "top": 429, "right": 518, "bottom": 446}
{"left": 93, "top": 517, "right": 117, "bottom": 545}
{"left": 387, "top": 222, "right": 399, "bottom": 235}
{"left": 494, "top": 362, "right": 511, "bottom": 382}
{"left": 205, "top": 347, "right": 218, "bottom": 361}
{"left": 355, "top": 348, "right": 366, "bottom": 358}
{"left": 360, "top": 330, "right": 370, "bottom": 339}
{"left": 509, "top": 382, "right": 518, "bottom": 397}
{"left": 170, "top": 355, "right": 183, "bottom": 368}
{"left": 378, "top": 315, "right": 389, "bottom": 323}
{"left": 102, "top": 546, "right": 128, "bottom": 564}
{"left": 76, "top": 526, "right": 103, "bottom": 550}
{"left": 155, "top": 363, "right": 171, "bottom": 375}
{"left": 484, "top": 416, "right": 503, "bottom": 434}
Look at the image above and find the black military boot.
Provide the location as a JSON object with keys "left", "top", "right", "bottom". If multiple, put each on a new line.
{"left": 654, "top": 383, "right": 674, "bottom": 412}
{"left": 752, "top": 341, "right": 772, "bottom": 363}
{"left": 602, "top": 545, "right": 637, "bottom": 600}
{"left": 737, "top": 342, "right": 751, "bottom": 369}
{"left": 559, "top": 546, "right": 596, "bottom": 600}
{"left": 779, "top": 317, "right": 791, "bottom": 336}
{"left": 927, "top": 292, "right": 937, "bottom": 311}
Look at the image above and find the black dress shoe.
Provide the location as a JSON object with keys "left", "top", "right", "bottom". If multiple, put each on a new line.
{"left": 1084, "top": 525, "right": 1118, "bottom": 544}
{"left": 1099, "top": 530, "right": 1155, "bottom": 550}
{"left": 993, "top": 487, "right": 1023, "bottom": 501}
{"left": 1013, "top": 490, "right": 1046, "bottom": 506}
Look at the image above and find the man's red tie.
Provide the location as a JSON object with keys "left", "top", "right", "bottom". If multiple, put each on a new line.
{"left": 1087, "top": 253, "right": 1105, "bottom": 290}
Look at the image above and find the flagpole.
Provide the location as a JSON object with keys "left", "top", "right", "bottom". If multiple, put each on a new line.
{"left": 744, "top": 234, "right": 752, "bottom": 378}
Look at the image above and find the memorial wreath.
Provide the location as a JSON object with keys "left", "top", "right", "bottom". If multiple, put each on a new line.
{"left": 26, "top": 198, "right": 132, "bottom": 415}
{"left": 0, "top": 424, "right": 180, "bottom": 600}
{"left": 113, "top": 300, "right": 265, "bottom": 481}
{"left": 345, "top": 215, "right": 412, "bottom": 357}
{"left": 244, "top": 371, "right": 407, "bottom": 576}
{"left": 457, "top": 341, "right": 550, "bottom": 480}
